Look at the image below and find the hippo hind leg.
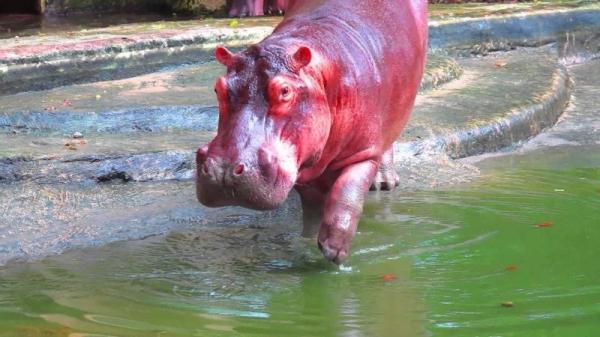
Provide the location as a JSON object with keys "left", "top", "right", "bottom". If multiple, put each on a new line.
{"left": 228, "top": 0, "right": 264, "bottom": 17}
{"left": 297, "top": 184, "right": 326, "bottom": 238}
{"left": 370, "top": 147, "right": 399, "bottom": 191}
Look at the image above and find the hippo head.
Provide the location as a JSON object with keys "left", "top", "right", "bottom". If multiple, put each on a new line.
{"left": 196, "top": 44, "right": 330, "bottom": 210}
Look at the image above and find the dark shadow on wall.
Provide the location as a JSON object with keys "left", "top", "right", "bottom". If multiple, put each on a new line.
{"left": 0, "top": 0, "right": 42, "bottom": 14}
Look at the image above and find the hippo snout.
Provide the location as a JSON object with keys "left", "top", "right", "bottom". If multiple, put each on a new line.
{"left": 196, "top": 147, "right": 246, "bottom": 187}
{"left": 195, "top": 144, "right": 298, "bottom": 210}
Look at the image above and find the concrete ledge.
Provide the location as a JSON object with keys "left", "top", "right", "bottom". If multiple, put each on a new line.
{"left": 0, "top": 27, "right": 271, "bottom": 95}
{"left": 397, "top": 65, "right": 573, "bottom": 160}
{"left": 0, "top": 150, "right": 194, "bottom": 183}
{"left": 1, "top": 8, "right": 599, "bottom": 95}
{"left": 0, "top": 105, "right": 218, "bottom": 134}
{"left": 429, "top": 8, "right": 600, "bottom": 53}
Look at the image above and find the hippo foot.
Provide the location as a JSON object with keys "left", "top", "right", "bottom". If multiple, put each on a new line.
{"left": 370, "top": 168, "right": 399, "bottom": 191}
{"left": 318, "top": 234, "right": 349, "bottom": 265}
{"left": 370, "top": 148, "right": 399, "bottom": 191}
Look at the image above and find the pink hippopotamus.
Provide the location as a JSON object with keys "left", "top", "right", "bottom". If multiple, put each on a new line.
{"left": 228, "top": 0, "right": 288, "bottom": 17}
{"left": 197, "top": 0, "right": 428, "bottom": 263}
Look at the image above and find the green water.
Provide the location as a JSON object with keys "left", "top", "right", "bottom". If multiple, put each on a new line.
{"left": 1, "top": 145, "right": 599, "bottom": 337}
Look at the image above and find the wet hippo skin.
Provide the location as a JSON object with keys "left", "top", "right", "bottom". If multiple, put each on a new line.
{"left": 228, "top": 0, "right": 288, "bottom": 17}
{"left": 197, "top": 0, "right": 428, "bottom": 263}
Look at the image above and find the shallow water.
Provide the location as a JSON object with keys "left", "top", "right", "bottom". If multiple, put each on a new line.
{"left": 1, "top": 142, "right": 599, "bottom": 337}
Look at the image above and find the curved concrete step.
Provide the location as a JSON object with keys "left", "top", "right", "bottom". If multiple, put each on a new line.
{"left": 398, "top": 47, "right": 572, "bottom": 160}
{"left": 0, "top": 61, "right": 223, "bottom": 134}
{"left": 0, "top": 54, "right": 461, "bottom": 135}
{"left": 1, "top": 7, "right": 599, "bottom": 95}
{"left": 0, "top": 22, "right": 277, "bottom": 95}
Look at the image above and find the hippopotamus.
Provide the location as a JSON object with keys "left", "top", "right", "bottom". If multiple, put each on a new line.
{"left": 228, "top": 0, "right": 287, "bottom": 17}
{"left": 197, "top": 0, "right": 428, "bottom": 263}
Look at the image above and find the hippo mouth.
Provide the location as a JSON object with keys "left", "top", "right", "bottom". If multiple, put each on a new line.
{"left": 195, "top": 148, "right": 298, "bottom": 210}
{"left": 196, "top": 172, "right": 295, "bottom": 210}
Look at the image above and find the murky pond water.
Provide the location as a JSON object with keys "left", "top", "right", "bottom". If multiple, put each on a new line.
{"left": 1, "top": 142, "right": 599, "bottom": 337}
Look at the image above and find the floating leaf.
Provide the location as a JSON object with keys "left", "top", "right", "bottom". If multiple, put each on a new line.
{"left": 229, "top": 19, "right": 239, "bottom": 28}
{"left": 535, "top": 221, "right": 554, "bottom": 228}
{"left": 382, "top": 274, "right": 397, "bottom": 282}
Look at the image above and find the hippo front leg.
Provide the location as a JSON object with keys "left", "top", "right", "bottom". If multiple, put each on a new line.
{"left": 318, "top": 160, "right": 378, "bottom": 264}
{"left": 370, "top": 147, "right": 399, "bottom": 191}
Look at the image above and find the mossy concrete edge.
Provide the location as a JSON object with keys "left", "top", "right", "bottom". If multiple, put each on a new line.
{"left": 396, "top": 64, "right": 573, "bottom": 160}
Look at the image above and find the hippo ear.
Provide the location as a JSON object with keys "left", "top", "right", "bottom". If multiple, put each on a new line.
{"left": 215, "top": 45, "right": 234, "bottom": 67}
{"left": 292, "top": 46, "right": 312, "bottom": 71}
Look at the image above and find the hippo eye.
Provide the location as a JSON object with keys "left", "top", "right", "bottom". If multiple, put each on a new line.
{"left": 280, "top": 86, "right": 292, "bottom": 101}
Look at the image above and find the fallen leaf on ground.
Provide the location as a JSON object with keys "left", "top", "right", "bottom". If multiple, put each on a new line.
{"left": 495, "top": 59, "right": 508, "bottom": 68}
{"left": 501, "top": 301, "right": 514, "bottom": 308}
{"left": 505, "top": 264, "right": 518, "bottom": 272}
{"left": 535, "top": 221, "right": 554, "bottom": 228}
{"left": 64, "top": 139, "right": 88, "bottom": 150}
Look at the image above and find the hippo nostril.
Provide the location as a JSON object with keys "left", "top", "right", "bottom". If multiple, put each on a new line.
{"left": 233, "top": 164, "right": 245, "bottom": 176}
